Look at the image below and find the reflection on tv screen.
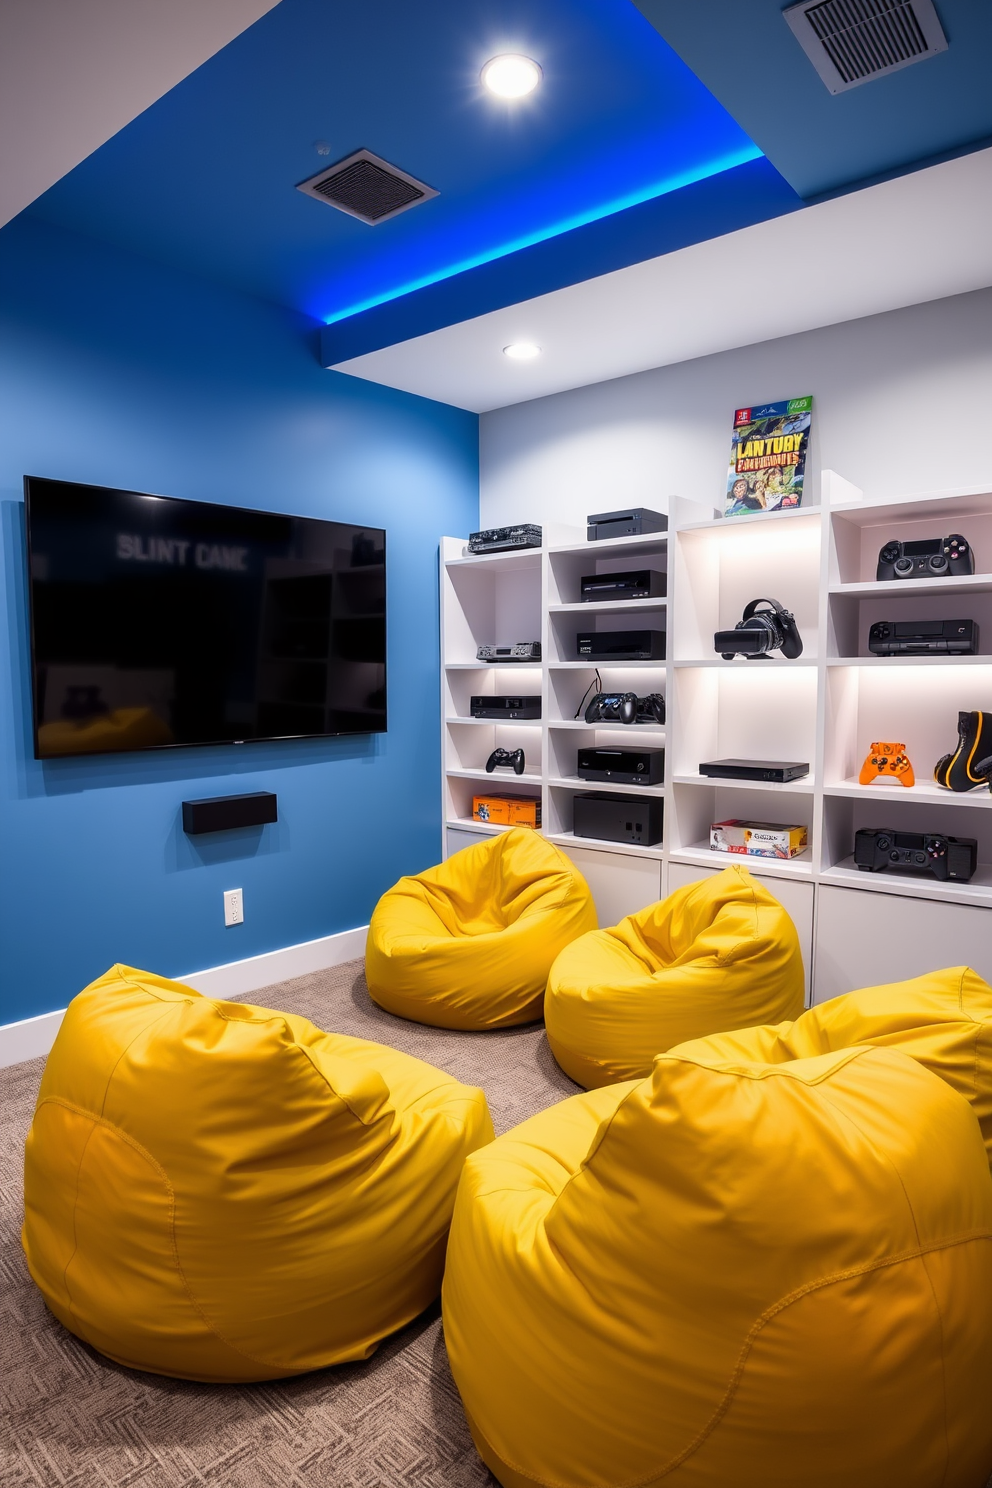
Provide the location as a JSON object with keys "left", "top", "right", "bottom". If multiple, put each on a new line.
{"left": 26, "top": 477, "right": 387, "bottom": 758}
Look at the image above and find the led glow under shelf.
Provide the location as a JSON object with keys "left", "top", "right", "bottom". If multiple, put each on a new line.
{"left": 825, "top": 655, "right": 992, "bottom": 667}
{"left": 670, "top": 844, "right": 813, "bottom": 878}
{"left": 829, "top": 573, "right": 992, "bottom": 599}
{"left": 549, "top": 533, "right": 669, "bottom": 555}
{"left": 549, "top": 775, "right": 665, "bottom": 797}
{"left": 672, "top": 657, "right": 817, "bottom": 669}
{"left": 672, "top": 773, "right": 814, "bottom": 793}
{"left": 445, "top": 716, "right": 541, "bottom": 728}
{"left": 548, "top": 719, "right": 665, "bottom": 735}
{"left": 548, "top": 660, "right": 668, "bottom": 670}
{"left": 676, "top": 505, "right": 820, "bottom": 534}
{"left": 549, "top": 598, "right": 668, "bottom": 614}
{"left": 446, "top": 767, "right": 543, "bottom": 787}
{"left": 823, "top": 778, "right": 992, "bottom": 807}
{"left": 821, "top": 859, "right": 992, "bottom": 907}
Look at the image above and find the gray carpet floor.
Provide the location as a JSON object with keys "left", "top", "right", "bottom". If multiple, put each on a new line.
{"left": 0, "top": 959, "right": 581, "bottom": 1488}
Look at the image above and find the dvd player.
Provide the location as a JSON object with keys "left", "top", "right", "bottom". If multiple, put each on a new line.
{"left": 470, "top": 695, "right": 541, "bottom": 720}
{"left": 577, "top": 629, "right": 666, "bottom": 661}
{"left": 468, "top": 524, "right": 542, "bottom": 553}
{"left": 476, "top": 642, "right": 542, "bottom": 662}
{"left": 587, "top": 508, "right": 668, "bottom": 542}
{"left": 579, "top": 569, "right": 667, "bottom": 601}
{"left": 699, "top": 759, "right": 810, "bottom": 783}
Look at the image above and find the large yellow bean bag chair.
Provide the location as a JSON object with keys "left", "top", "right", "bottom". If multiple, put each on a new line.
{"left": 545, "top": 865, "right": 804, "bottom": 1087}
{"left": 22, "top": 964, "right": 493, "bottom": 1383}
{"left": 443, "top": 1040, "right": 992, "bottom": 1488}
{"left": 366, "top": 828, "right": 596, "bottom": 1029}
{"left": 673, "top": 963, "right": 992, "bottom": 1166}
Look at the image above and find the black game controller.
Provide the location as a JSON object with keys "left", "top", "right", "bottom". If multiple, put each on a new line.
{"left": 876, "top": 535, "right": 974, "bottom": 582}
{"left": 584, "top": 692, "right": 666, "bottom": 725}
{"left": 486, "top": 747, "right": 526, "bottom": 775}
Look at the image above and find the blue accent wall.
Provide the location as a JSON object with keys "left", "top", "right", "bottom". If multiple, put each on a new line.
{"left": 0, "top": 216, "right": 479, "bottom": 1025}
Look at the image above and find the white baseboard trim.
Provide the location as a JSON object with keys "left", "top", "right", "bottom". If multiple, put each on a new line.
{"left": 0, "top": 924, "right": 368, "bottom": 1070}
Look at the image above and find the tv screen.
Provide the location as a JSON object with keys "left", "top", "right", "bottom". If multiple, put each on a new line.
{"left": 25, "top": 476, "right": 386, "bottom": 758}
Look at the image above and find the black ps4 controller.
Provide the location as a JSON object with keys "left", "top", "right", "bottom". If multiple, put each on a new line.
{"left": 876, "top": 534, "right": 974, "bottom": 582}
{"left": 584, "top": 692, "right": 665, "bottom": 725}
{"left": 486, "top": 747, "right": 526, "bottom": 775}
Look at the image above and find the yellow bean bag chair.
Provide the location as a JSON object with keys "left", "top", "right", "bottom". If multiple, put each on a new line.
{"left": 366, "top": 828, "right": 596, "bottom": 1030}
{"left": 443, "top": 1040, "right": 992, "bottom": 1488}
{"left": 545, "top": 865, "right": 804, "bottom": 1087}
{"left": 673, "top": 962, "right": 992, "bottom": 1166}
{"left": 22, "top": 964, "right": 493, "bottom": 1383}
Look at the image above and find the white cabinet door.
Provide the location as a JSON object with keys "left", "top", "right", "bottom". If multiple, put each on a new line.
{"left": 667, "top": 862, "right": 815, "bottom": 1003}
{"left": 813, "top": 885, "right": 992, "bottom": 1004}
{"left": 557, "top": 845, "right": 663, "bottom": 929}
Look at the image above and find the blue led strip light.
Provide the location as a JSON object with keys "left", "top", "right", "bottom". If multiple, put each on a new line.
{"left": 322, "top": 143, "right": 764, "bottom": 325}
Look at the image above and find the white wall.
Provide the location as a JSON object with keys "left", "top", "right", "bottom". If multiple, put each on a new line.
{"left": 479, "top": 288, "right": 992, "bottom": 527}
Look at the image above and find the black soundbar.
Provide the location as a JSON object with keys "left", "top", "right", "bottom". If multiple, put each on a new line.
{"left": 182, "top": 791, "right": 278, "bottom": 835}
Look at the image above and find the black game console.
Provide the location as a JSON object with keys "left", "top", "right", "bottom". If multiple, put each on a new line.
{"left": 579, "top": 569, "right": 667, "bottom": 601}
{"left": 577, "top": 629, "right": 666, "bottom": 661}
{"left": 468, "top": 524, "right": 542, "bottom": 553}
{"left": 868, "top": 619, "right": 979, "bottom": 655}
{"left": 854, "top": 828, "right": 977, "bottom": 882}
{"left": 470, "top": 695, "right": 541, "bottom": 720}
{"left": 577, "top": 746, "right": 664, "bottom": 785}
{"left": 699, "top": 759, "right": 810, "bottom": 783}
{"left": 573, "top": 791, "right": 663, "bottom": 846}
{"left": 876, "top": 535, "right": 974, "bottom": 581}
{"left": 476, "top": 642, "right": 542, "bottom": 662}
{"left": 587, "top": 508, "right": 668, "bottom": 542}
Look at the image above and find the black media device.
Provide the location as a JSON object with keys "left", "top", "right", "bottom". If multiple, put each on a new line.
{"left": 699, "top": 759, "right": 810, "bottom": 783}
{"left": 714, "top": 598, "right": 803, "bottom": 660}
{"left": 470, "top": 695, "right": 541, "bottom": 720}
{"left": 868, "top": 619, "right": 979, "bottom": 655}
{"left": 468, "top": 524, "right": 542, "bottom": 553}
{"left": 854, "top": 828, "right": 977, "bottom": 882}
{"left": 587, "top": 508, "right": 668, "bottom": 542}
{"left": 182, "top": 791, "right": 278, "bottom": 835}
{"left": 579, "top": 569, "right": 667, "bottom": 601}
{"left": 476, "top": 642, "right": 541, "bottom": 662}
{"left": 875, "top": 535, "right": 974, "bottom": 581}
{"left": 486, "top": 748, "right": 526, "bottom": 775}
{"left": 577, "top": 746, "right": 664, "bottom": 785}
{"left": 25, "top": 476, "right": 386, "bottom": 759}
{"left": 573, "top": 791, "right": 663, "bottom": 846}
{"left": 577, "top": 629, "right": 666, "bottom": 661}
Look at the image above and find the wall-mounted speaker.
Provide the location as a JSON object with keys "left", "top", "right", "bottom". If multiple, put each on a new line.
{"left": 182, "top": 791, "right": 277, "bottom": 835}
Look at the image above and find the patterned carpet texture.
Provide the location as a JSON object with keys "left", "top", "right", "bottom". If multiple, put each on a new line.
{"left": 0, "top": 959, "right": 580, "bottom": 1488}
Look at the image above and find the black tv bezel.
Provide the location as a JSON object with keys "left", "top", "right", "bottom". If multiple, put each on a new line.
{"left": 24, "top": 474, "right": 387, "bottom": 759}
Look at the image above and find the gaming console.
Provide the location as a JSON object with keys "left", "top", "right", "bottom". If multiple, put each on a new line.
{"left": 470, "top": 695, "right": 541, "bottom": 720}
{"left": 714, "top": 598, "right": 803, "bottom": 660}
{"left": 587, "top": 508, "right": 668, "bottom": 542}
{"left": 468, "top": 524, "right": 542, "bottom": 553}
{"left": 577, "top": 629, "right": 666, "bottom": 661}
{"left": 584, "top": 691, "right": 666, "bottom": 725}
{"left": 579, "top": 569, "right": 667, "bottom": 601}
{"left": 858, "top": 742, "right": 915, "bottom": 788}
{"left": 868, "top": 619, "right": 979, "bottom": 655}
{"left": 577, "top": 746, "right": 664, "bottom": 785}
{"left": 486, "top": 748, "right": 526, "bottom": 775}
{"left": 572, "top": 791, "right": 663, "bottom": 846}
{"left": 699, "top": 759, "right": 810, "bottom": 783}
{"left": 476, "top": 642, "right": 542, "bottom": 662}
{"left": 854, "top": 828, "right": 977, "bottom": 882}
{"left": 875, "top": 535, "right": 974, "bottom": 581}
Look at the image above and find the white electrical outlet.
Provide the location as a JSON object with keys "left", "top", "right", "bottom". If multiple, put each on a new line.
{"left": 223, "top": 888, "right": 244, "bottom": 927}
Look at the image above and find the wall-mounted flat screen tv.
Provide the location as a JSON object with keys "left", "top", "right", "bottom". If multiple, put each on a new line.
{"left": 25, "top": 476, "right": 386, "bottom": 759}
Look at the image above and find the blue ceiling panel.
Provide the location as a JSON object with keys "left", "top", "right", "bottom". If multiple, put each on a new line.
{"left": 23, "top": 0, "right": 770, "bottom": 331}
{"left": 632, "top": 0, "right": 992, "bottom": 199}
{"left": 321, "top": 154, "right": 801, "bottom": 363}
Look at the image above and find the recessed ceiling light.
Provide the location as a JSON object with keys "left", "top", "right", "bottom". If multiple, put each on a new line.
{"left": 482, "top": 55, "right": 542, "bottom": 99}
{"left": 503, "top": 342, "right": 541, "bottom": 361}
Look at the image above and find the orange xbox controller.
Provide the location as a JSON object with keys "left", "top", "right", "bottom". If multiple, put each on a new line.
{"left": 859, "top": 741, "right": 915, "bottom": 787}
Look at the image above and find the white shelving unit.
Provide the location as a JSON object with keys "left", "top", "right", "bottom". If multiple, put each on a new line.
{"left": 441, "top": 474, "right": 992, "bottom": 1003}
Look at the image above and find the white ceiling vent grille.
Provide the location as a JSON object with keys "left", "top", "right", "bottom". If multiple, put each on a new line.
{"left": 783, "top": 0, "right": 948, "bottom": 93}
{"left": 296, "top": 148, "right": 438, "bottom": 224}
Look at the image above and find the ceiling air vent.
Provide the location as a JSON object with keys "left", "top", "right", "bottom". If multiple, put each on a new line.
{"left": 783, "top": 0, "right": 948, "bottom": 93}
{"left": 296, "top": 148, "right": 438, "bottom": 224}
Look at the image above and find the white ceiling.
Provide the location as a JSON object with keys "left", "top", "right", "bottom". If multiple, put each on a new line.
{"left": 0, "top": 0, "right": 280, "bottom": 229}
{"left": 333, "top": 146, "right": 992, "bottom": 414}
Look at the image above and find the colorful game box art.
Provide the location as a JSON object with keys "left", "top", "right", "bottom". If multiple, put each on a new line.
{"left": 725, "top": 396, "right": 813, "bottom": 516}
